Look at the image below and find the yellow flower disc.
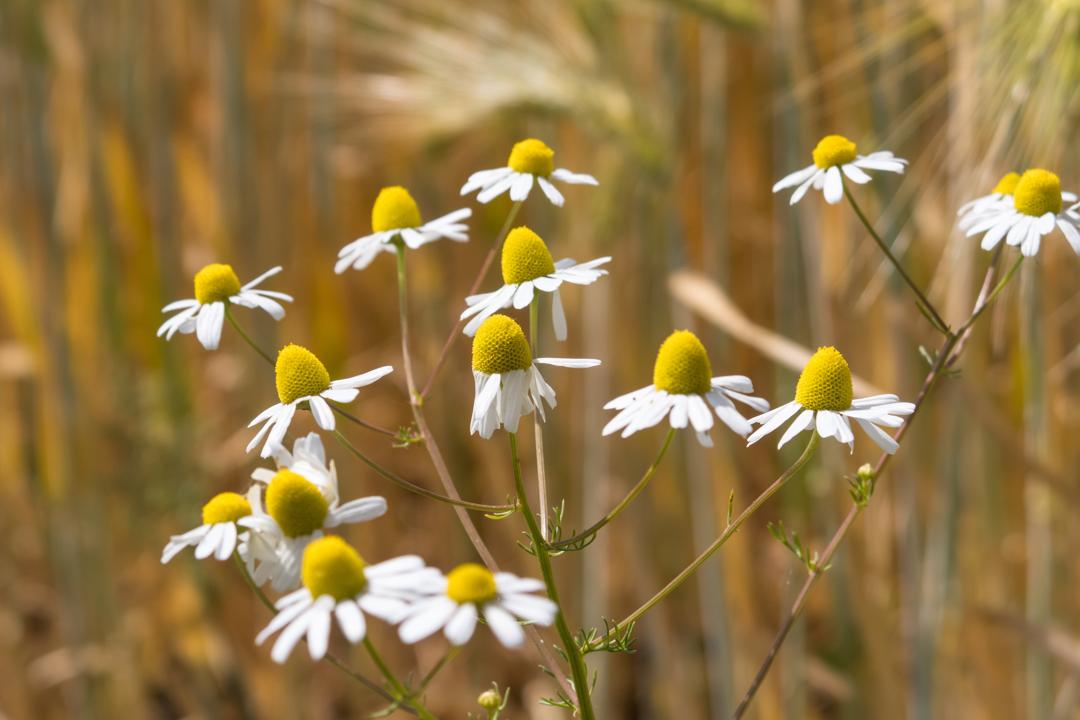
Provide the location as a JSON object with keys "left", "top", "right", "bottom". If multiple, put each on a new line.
{"left": 795, "top": 346, "right": 853, "bottom": 411}
{"left": 652, "top": 330, "right": 713, "bottom": 396}
{"left": 302, "top": 536, "right": 367, "bottom": 601}
{"left": 471, "top": 315, "right": 532, "bottom": 374}
{"left": 446, "top": 563, "right": 498, "bottom": 604}
{"left": 194, "top": 263, "right": 242, "bottom": 304}
{"left": 812, "top": 134, "right": 857, "bottom": 169}
{"left": 266, "top": 469, "right": 329, "bottom": 538}
{"left": 201, "top": 492, "right": 252, "bottom": 525}
{"left": 275, "top": 344, "right": 331, "bottom": 404}
{"left": 992, "top": 172, "right": 1021, "bottom": 195}
{"left": 501, "top": 227, "right": 556, "bottom": 284}
{"left": 371, "top": 186, "right": 422, "bottom": 233}
{"left": 1012, "top": 169, "right": 1062, "bottom": 217}
{"left": 507, "top": 138, "right": 554, "bottom": 176}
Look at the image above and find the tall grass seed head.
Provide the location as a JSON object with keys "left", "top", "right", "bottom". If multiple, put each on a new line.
{"left": 194, "top": 263, "right": 242, "bottom": 304}
{"left": 372, "top": 186, "right": 422, "bottom": 233}
{"left": 812, "top": 134, "right": 857, "bottom": 169}
{"left": 652, "top": 330, "right": 713, "bottom": 395}
{"left": 501, "top": 226, "right": 556, "bottom": 284}
{"left": 507, "top": 138, "right": 554, "bottom": 176}
{"left": 266, "top": 469, "right": 329, "bottom": 538}
{"left": 471, "top": 315, "right": 532, "bottom": 374}
{"left": 446, "top": 563, "right": 498, "bottom": 604}
{"left": 795, "top": 346, "right": 853, "bottom": 411}
{"left": 301, "top": 535, "right": 367, "bottom": 601}
{"left": 1012, "top": 169, "right": 1062, "bottom": 216}
{"left": 202, "top": 491, "right": 252, "bottom": 525}
{"left": 275, "top": 344, "right": 331, "bottom": 404}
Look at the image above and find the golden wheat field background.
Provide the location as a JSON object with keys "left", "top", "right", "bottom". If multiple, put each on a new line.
{"left": 2, "top": 0, "right": 1080, "bottom": 718}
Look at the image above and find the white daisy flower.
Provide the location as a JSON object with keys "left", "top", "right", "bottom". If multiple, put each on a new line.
{"left": 161, "top": 487, "right": 259, "bottom": 564}
{"left": 957, "top": 172, "right": 1021, "bottom": 231}
{"left": 602, "top": 330, "right": 769, "bottom": 447}
{"left": 335, "top": 186, "right": 471, "bottom": 274}
{"left": 157, "top": 264, "right": 293, "bottom": 350}
{"left": 247, "top": 344, "right": 393, "bottom": 458}
{"left": 256, "top": 536, "right": 438, "bottom": 663}
{"left": 398, "top": 563, "right": 557, "bottom": 648}
{"left": 746, "top": 346, "right": 914, "bottom": 454}
{"left": 469, "top": 314, "right": 599, "bottom": 439}
{"left": 461, "top": 226, "right": 610, "bottom": 341}
{"left": 772, "top": 134, "right": 907, "bottom": 206}
{"left": 460, "top": 138, "right": 598, "bottom": 207}
{"left": 963, "top": 168, "right": 1080, "bottom": 257}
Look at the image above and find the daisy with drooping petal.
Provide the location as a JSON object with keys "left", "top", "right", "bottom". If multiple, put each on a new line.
{"left": 746, "top": 346, "right": 914, "bottom": 454}
{"left": 963, "top": 168, "right": 1080, "bottom": 256}
{"left": 158, "top": 264, "right": 293, "bottom": 350}
{"left": 247, "top": 344, "right": 393, "bottom": 457}
{"left": 398, "top": 563, "right": 556, "bottom": 648}
{"left": 335, "top": 186, "right": 471, "bottom": 274}
{"left": 461, "top": 226, "right": 610, "bottom": 340}
{"left": 772, "top": 134, "right": 907, "bottom": 206}
{"left": 602, "top": 330, "right": 769, "bottom": 447}
{"left": 460, "top": 138, "right": 598, "bottom": 207}
{"left": 469, "top": 315, "right": 599, "bottom": 439}
{"left": 957, "top": 172, "right": 1021, "bottom": 231}
{"left": 161, "top": 487, "right": 259, "bottom": 564}
{"left": 256, "top": 536, "right": 438, "bottom": 663}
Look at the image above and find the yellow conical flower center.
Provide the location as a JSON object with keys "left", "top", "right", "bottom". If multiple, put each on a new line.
{"left": 301, "top": 536, "right": 367, "bottom": 601}
{"left": 501, "top": 227, "right": 556, "bottom": 284}
{"left": 194, "top": 263, "right": 242, "bottom": 304}
{"left": 371, "top": 186, "right": 422, "bottom": 233}
{"left": 266, "top": 469, "right": 329, "bottom": 538}
{"left": 275, "top": 344, "right": 331, "bottom": 404}
{"left": 992, "top": 172, "right": 1021, "bottom": 195}
{"left": 471, "top": 315, "right": 532, "bottom": 374}
{"left": 201, "top": 492, "right": 252, "bottom": 525}
{"left": 1012, "top": 169, "right": 1062, "bottom": 217}
{"left": 446, "top": 563, "right": 498, "bottom": 604}
{"left": 795, "top": 346, "right": 853, "bottom": 411}
{"left": 812, "top": 134, "right": 857, "bottom": 169}
{"left": 507, "top": 138, "right": 554, "bottom": 176}
{"left": 652, "top": 330, "right": 713, "bottom": 395}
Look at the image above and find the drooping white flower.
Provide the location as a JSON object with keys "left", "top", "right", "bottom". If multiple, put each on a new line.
{"left": 460, "top": 138, "right": 597, "bottom": 207}
{"left": 963, "top": 168, "right": 1080, "bottom": 257}
{"left": 161, "top": 486, "right": 260, "bottom": 564}
{"left": 957, "top": 172, "right": 1021, "bottom": 231}
{"left": 773, "top": 134, "right": 906, "bottom": 206}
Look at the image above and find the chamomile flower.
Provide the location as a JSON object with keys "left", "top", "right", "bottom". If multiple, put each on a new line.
{"left": 161, "top": 487, "right": 259, "bottom": 563}
{"left": 461, "top": 226, "right": 610, "bottom": 340}
{"left": 469, "top": 315, "right": 599, "bottom": 439}
{"left": 157, "top": 264, "right": 293, "bottom": 350}
{"left": 256, "top": 536, "right": 437, "bottom": 663}
{"left": 335, "top": 186, "right": 472, "bottom": 273}
{"left": 247, "top": 344, "right": 393, "bottom": 458}
{"left": 602, "top": 330, "right": 769, "bottom": 447}
{"left": 772, "top": 134, "right": 907, "bottom": 205}
{"left": 957, "top": 172, "right": 1021, "bottom": 231}
{"left": 746, "top": 346, "right": 914, "bottom": 454}
{"left": 460, "top": 138, "right": 598, "bottom": 207}
{"left": 962, "top": 169, "right": 1080, "bottom": 256}
{"left": 398, "top": 563, "right": 556, "bottom": 648}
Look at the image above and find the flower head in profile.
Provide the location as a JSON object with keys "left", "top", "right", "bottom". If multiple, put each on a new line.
{"left": 460, "top": 138, "right": 598, "bottom": 207}
{"left": 602, "top": 330, "right": 769, "bottom": 447}
{"left": 257, "top": 536, "right": 437, "bottom": 663}
{"left": 158, "top": 264, "right": 292, "bottom": 350}
{"left": 398, "top": 563, "right": 556, "bottom": 648}
{"left": 461, "top": 226, "right": 610, "bottom": 341}
{"left": 335, "top": 186, "right": 472, "bottom": 273}
{"left": 962, "top": 169, "right": 1080, "bottom": 256}
{"left": 772, "top": 134, "right": 907, "bottom": 205}
{"left": 469, "top": 315, "right": 599, "bottom": 438}
{"left": 746, "top": 346, "right": 914, "bottom": 454}
{"left": 161, "top": 487, "right": 259, "bottom": 564}
{"left": 247, "top": 344, "right": 393, "bottom": 457}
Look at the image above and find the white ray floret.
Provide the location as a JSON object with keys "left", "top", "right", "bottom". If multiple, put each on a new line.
{"left": 161, "top": 486, "right": 261, "bottom": 564}
{"left": 962, "top": 168, "right": 1080, "bottom": 257}
{"left": 460, "top": 138, "right": 597, "bottom": 207}
{"left": 773, "top": 134, "right": 906, "bottom": 206}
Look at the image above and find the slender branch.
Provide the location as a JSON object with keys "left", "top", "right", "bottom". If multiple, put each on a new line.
{"left": 331, "top": 406, "right": 400, "bottom": 439}
{"left": 417, "top": 646, "right": 461, "bottom": 694}
{"left": 363, "top": 638, "right": 437, "bottom": 720}
{"left": 528, "top": 298, "right": 551, "bottom": 540}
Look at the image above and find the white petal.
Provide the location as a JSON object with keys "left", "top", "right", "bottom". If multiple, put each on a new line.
{"left": 535, "top": 357, "right": 601, "bottom": 368}
{"left": 444, "top": 603, "right": 479, "bottom": 646}
{"left": 308, "top": 396, "right": 335, "bottom": 430}
{"left": 772, "top": 164, "right": 817, "bottom": 192}
{"left": 746, "top": 401, "right": 801, "bottom": 446}
{"left": 823, "top": 166, "right": 844, "bottom": 204}
{"left": 537, "top": 177, "right": 565, "bottom": 206}
{"left": 196, "top": 302, "right": 226, "bottom": 350}
{"left": 551, "top": 289, "right": 567, "bottom": 341}
{"left": 777, "top": 409, "right": 814, "bottom": 448}
{"left": 328, "top": 497, "right": 388, "bottom": 526}
{"left": 335, "top": 601, "right": 367, "bottom": 643}
{"left": 483, "top": 604, "right": 525, "bottom": 648}
{"left": 841, "top": 164, "right": 872, "bottom": 184}
{"left": 509, "top": 173, "right": 534, "bottom": 202}
{"left": 550, "top": 168, "right": 598, "bottom": 185}
{"left": 398, "top": 597, "right": 458, "bottom": 644}
{"left": 332, "top": 366, "right": 394, "bottom": 389}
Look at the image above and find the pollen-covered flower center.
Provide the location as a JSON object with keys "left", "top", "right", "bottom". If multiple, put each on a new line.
{"left": 812, "top": 135, "right": 857, "bottom": 169}
{"left": 652, "top": 330, "right": 713, "bottom": 395}
{"left": 302, "top": 536, "right": 367, "bottom": 601}
{"left": 266, "top": 469, "right": 329, "bottom": 538}
{"left": 275, "top": 344, "right": 331, "bottom": 404}
{"left": 507, "top": 138, "right": 554, "bottom": 176}
{"left": 992, "top": 172, "right": 1020, "bottom": 195}
{"left": 194, "top": 263, "right": 242, "bottom": 304}
{"left": 1012, "top": 169, "right": 1062, "bottom": 217}
{"left": 472, "top": 315, "right": 532, "bottom": 374}
{"left": 795, "top": 346, "right": 853, "bottom": 411}
{"left": 202, "top": 492, "right": 252, "bottom": 525}
{"left": 501, "top": 227, "right": 556, "bottom": 284}
{"left": 446, "top": 563, "right": 498, "bottom": 604}
{"left": 372, "top": 186, "right": 422, "bottom": 233}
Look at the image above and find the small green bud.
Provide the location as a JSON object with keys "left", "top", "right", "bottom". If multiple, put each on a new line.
{"left": 856, "top": 463, "right": 876, "bottom": 482}
{"left": 478, "top": 690, "right": 502, "bottom": 710}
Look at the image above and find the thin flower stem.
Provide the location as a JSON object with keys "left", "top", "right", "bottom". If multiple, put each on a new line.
{"left": 528, "top": 297, "right": 550, "bottom": 540}
{"left": 509, "top": 432, "right": 596, "bottom": 720}
{"left": 844, "top": 186, "right": 951, "bottom": 335}
{"left": 551, "top": 428, "right": 676, "bottom": 551}
{"left": 363, "top": 637, "right": 437, "bottom": 720}
{"left": 417, "top": 646, "right": 461, "bottom": 694}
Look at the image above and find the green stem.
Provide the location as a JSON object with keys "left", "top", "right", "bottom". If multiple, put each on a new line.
{"left": 509, "top": 433, "right": 595, "bottom": 719}
{"left": 225, "top": 308, "right": 274, "bottom": 365}
{"left": 363, "top": 637, "right": 436, "bottom": 720}
{"left": 417, "top": 646, "right": 460, "bottom": 693}
{"left": 527, "top": 297, "right": 550, "bottom": 540}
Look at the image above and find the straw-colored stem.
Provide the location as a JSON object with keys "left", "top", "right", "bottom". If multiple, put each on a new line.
{"left": 528, "top": 298, "right": 550, "bottom": 540}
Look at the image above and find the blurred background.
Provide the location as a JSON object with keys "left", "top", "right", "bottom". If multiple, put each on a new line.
{"left": 2, "top": 0, "right": 1080, "bottom": 718}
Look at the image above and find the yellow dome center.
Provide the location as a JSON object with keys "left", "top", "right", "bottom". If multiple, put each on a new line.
{"left": 992, "top": 172, "right": 1021, "bottom": 195}
{"left": 795, "top": 346, "right": 853, "bottom": 411}
{"left": 371, "top": 186, "right": 423, "bottom": 233}
{"left": 446, "top": 563, "right": 498, "bottom": 604}
{"left": 471, "top": 315, "right": 532, "bottom": 374}
{"left": 501, "top": 227, "right": 556, "bottom": 284}
{"left": 275, "top": 344, "right": 331, "bottom": 404}
{"left": 266, "top": 469, "right": 329, "bottom": 538}
{"left": 201, "top": 492, "right": 252, "bottom": 525}
{"left": 507, "top": 138, "right": 554, "bottom": 176}
{"left": 1012, "top": 169, "right": 1062, "bottom": 217}
{"left": 194, "top": 263, "right": 242, "bottom": 304}
{"left": 812, "top": 135, "right": 857, "bottom": 169}
{"left": 301, "top": 536, "right": 367, "bottom": 601}
{"left": 652, "top": 330, "right": 713, "bottom": 395}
